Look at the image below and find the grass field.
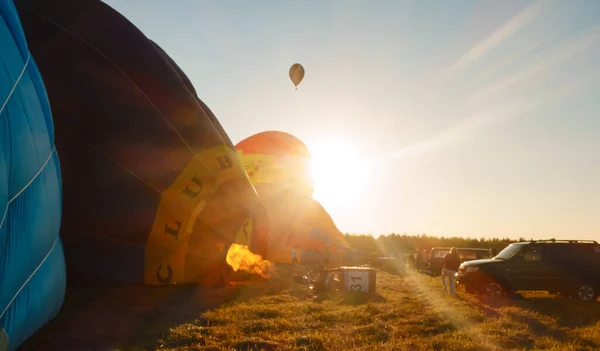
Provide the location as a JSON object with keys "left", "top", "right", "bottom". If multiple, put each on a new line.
{"left": 20, "top": 266, "right": 600, "bottom": 351}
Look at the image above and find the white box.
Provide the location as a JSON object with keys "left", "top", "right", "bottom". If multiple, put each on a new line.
{"left": 340, "top": 266, "right": 376, "bottom": 293}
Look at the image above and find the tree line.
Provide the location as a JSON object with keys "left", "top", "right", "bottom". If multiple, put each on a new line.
{"left": 344, "top": 233, "right": 529, "bottom": 256}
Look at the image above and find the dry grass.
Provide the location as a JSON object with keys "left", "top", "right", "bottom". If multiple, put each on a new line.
{"left": 19, "top": 266, "right": 600, "bottom": 351}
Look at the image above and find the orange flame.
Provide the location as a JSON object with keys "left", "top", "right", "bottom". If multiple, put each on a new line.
{"left": 226, "top": 244, "right": 275, "bottom": 279}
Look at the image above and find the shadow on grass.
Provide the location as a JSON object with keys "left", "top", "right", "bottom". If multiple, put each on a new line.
{"left": 19, "top": 263, "right": 312, "bottom": 351}
{"left": 475, "top": 291, "right": 525, "bottom": 309}
{"left": 337, "top": 291, "right": 387, "bottom": 305}
{"left": 479, "top": 291, "right": 600, "bottom": 327}
{"left": 520, "top": 295, "right": 600, "bottom": 328}
{"left": 451, "top": 292, "right": 501, "bottom": 320}
{"left": 501, "top": 309, "right": 599, "bottom": 350}
{"left": 231, "top": 339, "right": 282, "bottom": 351}
{"left": 18, "top": 280, "right": 242, "bottom": 351}
{"left": 472, "top": 291, "right": 600, "bottom": 349}
{"left": 311, "top": 290, "right": 387, "bottom": 305}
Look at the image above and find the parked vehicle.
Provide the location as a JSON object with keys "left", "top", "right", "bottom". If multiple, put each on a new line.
{"left": 427, "top": 247, "right": 491, "bottom": 275}
{"left": 455, "top": 239, "right": 600, "bottom": 301}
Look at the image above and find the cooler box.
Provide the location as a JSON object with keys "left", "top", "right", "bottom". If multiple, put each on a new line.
{"left": 340, "top": 267, "right": 376, "bottom": 293}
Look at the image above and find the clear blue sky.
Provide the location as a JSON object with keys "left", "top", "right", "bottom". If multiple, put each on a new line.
{"left": 104, "top": 0, "right": 600, "bottom": 241}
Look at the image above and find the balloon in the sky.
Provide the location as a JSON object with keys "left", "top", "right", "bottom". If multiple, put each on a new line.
{"left": 235, "top": 131, "right": 350, "bottom": 264}
{"left": 16, "top": 0, "right": 264, "bottom": 286}
{"left": 289, "top": 63, "right": 305, "bottom": 89}
{"left": 1, "top": 1, "right": 65, "bottom": 349}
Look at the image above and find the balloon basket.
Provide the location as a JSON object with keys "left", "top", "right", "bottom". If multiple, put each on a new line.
{"left": 339, "top": 266, "right": 377, "bottom": 294}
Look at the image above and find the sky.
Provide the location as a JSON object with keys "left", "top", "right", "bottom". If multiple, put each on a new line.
{"left": 104, "top": 0, "right": 600, "bottom": 241}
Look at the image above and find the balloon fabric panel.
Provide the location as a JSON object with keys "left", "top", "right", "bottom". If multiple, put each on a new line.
{"left": 16, "top": 0, "right": 262, "bottom": 285}
{"left": 234, "top": 131, "right": 350, "bottom": 264}
{"left": 0, "top": 0, "right": 65, "bottom": 349}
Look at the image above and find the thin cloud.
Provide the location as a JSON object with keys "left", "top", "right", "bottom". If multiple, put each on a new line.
{"left": 471, "top": 25, "right": 600, "bottom": 102}
{"left": 474, "top": 41, "right": 542, "bottom": 82}
{"left": 445, "top": 0, "right": 546, "bottom": 79}
{"left": 375, "top": 67, "right": 597, "bottom": 165}
{"left": 381, "top": 103, "right": 536, "bottom": 160}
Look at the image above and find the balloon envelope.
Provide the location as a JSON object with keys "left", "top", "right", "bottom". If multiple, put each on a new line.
{"left": 236, "top": 131, "right": 314, "bottom": 196}
{"left": 1, "top": 1, "right": 65, "bottom": 349}
{"left": 235, "top": 131, "right": 350, "bottom": 263}
{"left": 275, "top": 192, "right": 351, "bottom": 265}
{"left": 289, "top": 63, "right": 305, "bottom": 88}
{"left": 16, "top": 0, "right": 263, "bottom": 286}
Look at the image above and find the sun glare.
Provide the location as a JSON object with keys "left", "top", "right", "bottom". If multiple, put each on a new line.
{"left": 308, "top": 138, "right": 372, "bottom": 208}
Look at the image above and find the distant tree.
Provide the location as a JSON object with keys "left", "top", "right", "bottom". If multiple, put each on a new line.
{"left": 344, "top": 233, "right": 521, "bottom": 256}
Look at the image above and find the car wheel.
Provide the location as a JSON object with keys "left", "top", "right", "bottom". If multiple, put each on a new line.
{"left": 485, "top": 280, "right": 505, "bottom": 299}
{"left": 575, "top": 284, "right": 598, "bottom": 302}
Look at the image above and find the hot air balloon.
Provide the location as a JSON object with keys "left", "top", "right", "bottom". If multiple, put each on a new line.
{"left": 235, "top": 131, "right": 350, "bottom": 264}
{"left": 1, "top": 0, "right": 65, "bottom": 350}
{"left": 289, "top": 63, "right": 305, "bottom": 89}
{"left": 235, "top": 131, "right": 314, "bottom": 196}
{"left": 16, "top": 0, "right": 265, "bottom": 286}
{"left": 283, "top": 193, "right": 351, "bottom": 266}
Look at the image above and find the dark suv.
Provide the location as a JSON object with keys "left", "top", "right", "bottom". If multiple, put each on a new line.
{"left": 455, "top": 239, "right": 600, "bottom": 301}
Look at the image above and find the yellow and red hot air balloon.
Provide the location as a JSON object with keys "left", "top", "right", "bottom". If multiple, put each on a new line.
{"left": 236, "top": 130, "right": 314, "bottom": 196}
{"left": 235, "top": 131, "right": 350, "bottom": 265}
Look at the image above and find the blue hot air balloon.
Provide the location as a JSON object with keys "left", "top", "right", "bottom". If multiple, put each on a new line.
{"left": 0, "top": 0, "right": 66, "bottom": 350}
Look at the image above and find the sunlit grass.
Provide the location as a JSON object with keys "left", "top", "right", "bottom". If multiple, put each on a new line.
{"left": 153, "top": 269, "right": 600, "bottom": 350}
{"left": 20, "top": 267, "right": 600, "bottom": 350}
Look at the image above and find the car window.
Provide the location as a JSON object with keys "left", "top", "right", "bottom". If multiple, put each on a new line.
{"left": 459, "top": 251, "right": 477, "bottom": 260}
{"left": 434, "top": 250, "right": 449, "bottom": 258}
{"left": 523, "top": 248, "right": 542, "bottom": 262}
{"left": 569, "top": 245, "right": 600, "bottom": 262}
{"left": 477, "top": 251, "right": 491, "bottom": 259}
{"left": 545, "top": 245, "right": 572, "bottom": 262}
{"left": 495, "top": 243, "right": 525, "bottom": 260}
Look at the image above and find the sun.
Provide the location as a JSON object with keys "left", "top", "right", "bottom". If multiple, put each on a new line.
{"left": 308, "top": 138, "right": 372, "bottom": 209}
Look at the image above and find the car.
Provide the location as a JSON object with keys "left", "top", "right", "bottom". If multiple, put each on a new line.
{"left": 455, "top": 239, "right": 600, "bottom": 301}
{"left": 426, "top": 247, "right": 492, "bottom": 275}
